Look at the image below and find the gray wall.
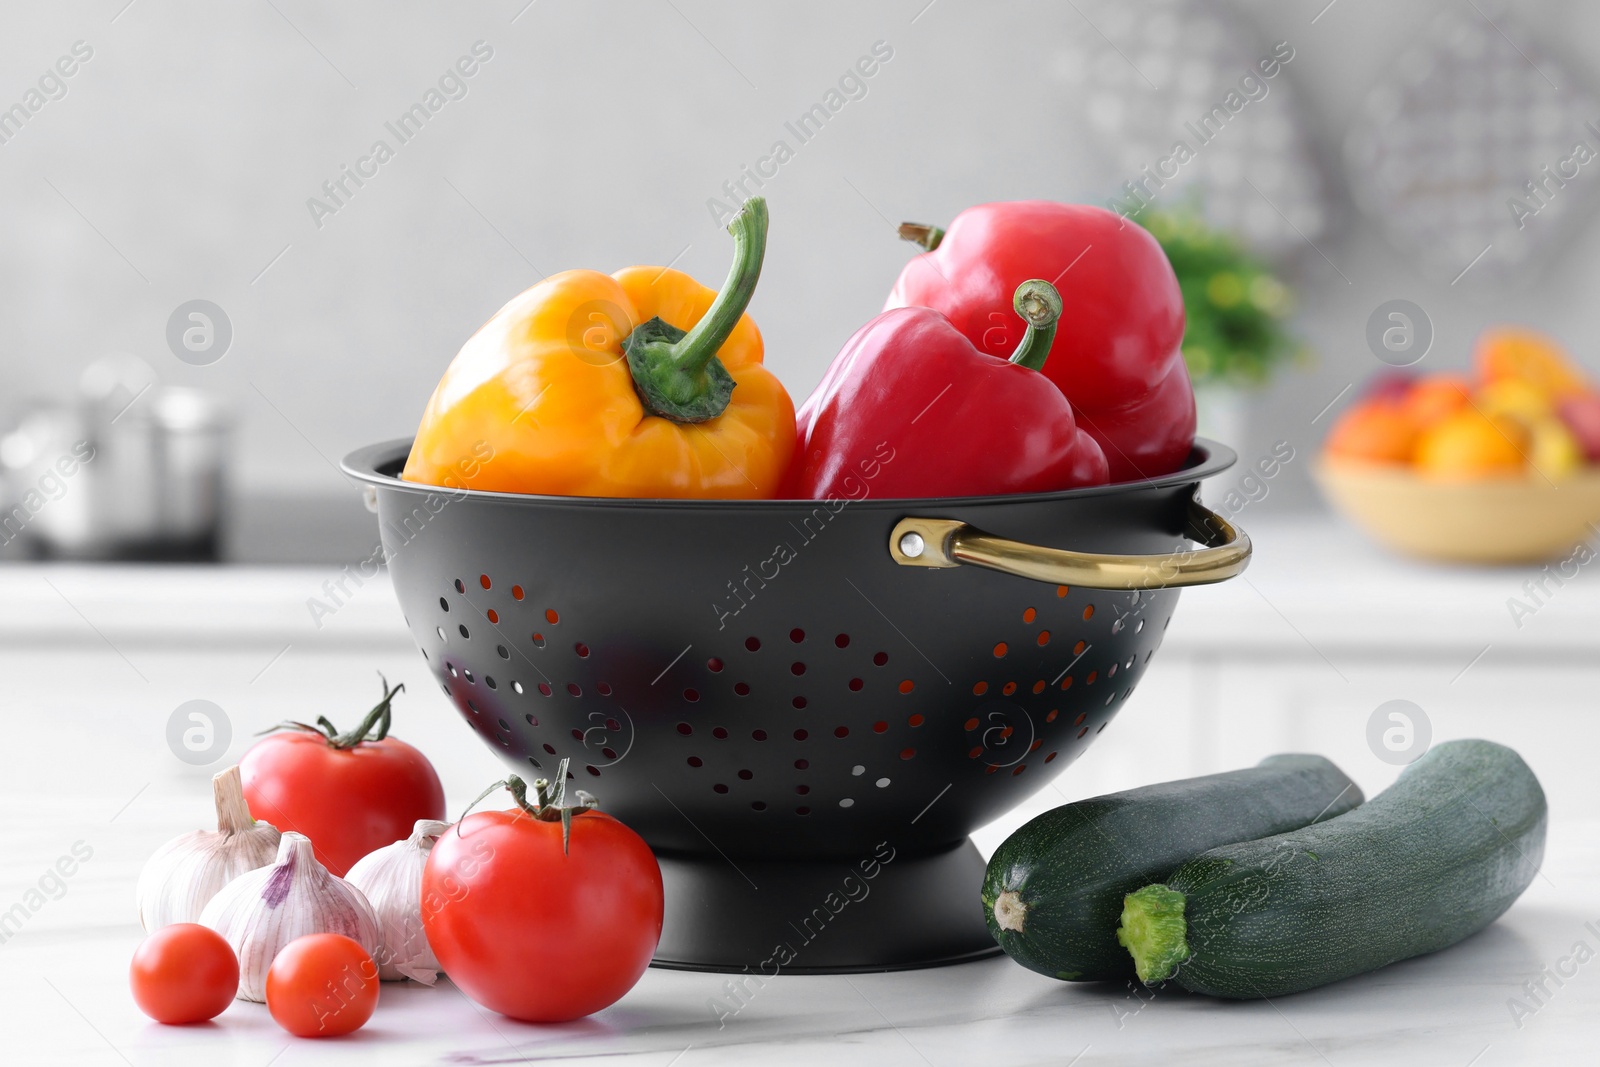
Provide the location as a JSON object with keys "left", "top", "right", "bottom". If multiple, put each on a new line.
{"left": 3, "top": 0, "right": 1598, "bottom": 520}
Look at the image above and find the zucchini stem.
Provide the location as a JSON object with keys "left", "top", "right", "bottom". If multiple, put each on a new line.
{"left": 993, "top": 890, "right": 1027, "bottom": 933}
{"left": 1117, "top": 885, "right": 1190, "bottom": 984}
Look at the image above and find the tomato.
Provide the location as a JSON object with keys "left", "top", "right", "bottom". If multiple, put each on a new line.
{"left": 241, "top": 679, "right": 444, "bottom": 876}
{"left": 129, "top": 923, "right": 238, "bottom": 1024}
{"left": 423, "top": 799, "right": 663, "bottom": 1022}
{"left": 265, "top": 933, "right": 379, "bottom": 1038}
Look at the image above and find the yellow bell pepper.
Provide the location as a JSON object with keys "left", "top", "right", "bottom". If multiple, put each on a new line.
{"left": 402, "top": 198, "right": 794, "bottom": 498}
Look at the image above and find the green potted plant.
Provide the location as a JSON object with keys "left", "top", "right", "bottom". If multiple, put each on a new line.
{"left": 1140, "top": 209, "right": 1302, "bottom": 450}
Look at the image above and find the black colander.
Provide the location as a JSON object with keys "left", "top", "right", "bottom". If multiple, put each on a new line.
{"left": 342, "top": 438, "right": 1250, "bottom": 973}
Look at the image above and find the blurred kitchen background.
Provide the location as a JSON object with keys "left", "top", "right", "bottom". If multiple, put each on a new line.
{"left": 3, "top": 0, "right": 1599, "bottom": 562}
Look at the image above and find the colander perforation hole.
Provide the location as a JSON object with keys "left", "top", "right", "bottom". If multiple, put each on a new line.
{"left": 586, "top": 765, "right": 600, "bottom": 777}
{"left": 1037, "top": 630, "right": 1050, "bottom": 647}
{"left": 872, "top": 721, "right": 888, "bottom": 733}
{"left": 793, "top": 729, "right": 808, "bottom": 741}
{"left": 839, "top": 798, "right": 855, "bottom": 808}
{"left": 1046, "top": 709, "right": 1059, "bottom": 723}
{"left": 487, "top": 609, "right": 500, "bottom": 624}
{"left": 900, "top": 748, "right": 916, "bottom": 760}
{"left": 752, "top": 729, "right": 767, "bottom": 741}
{"left": 463, "top": 669, "right": 475, "bottom": 684}
{"left": 439, "top": 597, "right": 450, "bottom": 612}
{"left": 789, "top": 628, "right": 805, "bottom": 643}
{"left": 852, "top": 765, "right": 865, "bottom": 775}
{"left": 734, "top": 682, "right": 751, "bottom": 696}
{"left": 834, "top": 633, "right": 850, "bottom": 648}
{"left": 745, "top": 636, "right": 761, "bottom": 652}
{"left": 738, "top": 769, "right": 753, "bottom": 780}
{"left": 436, "top": 626, "right": 448, "bottom": 643}
{"left": 598, "top": 682, "right": 613, "bottom": 696}
{"left": 543, "top": 743, "right": 556, "bottom": 755}
{"left": 796, "top": 806, "right": 810, "bottom": 815}
{"left": 796, "top": 785, "right": 810, "bottom": 795}
{"left": 420, "top": 647, "right": 428, "bottom": 661}
{"left": 908, "top": 714, "right": 924, "bottom": 727}
{"left": 713, "top": 783, "right": 729, "bottom": 794}
{"left": 1032, "top": 680, "right": 1046, "bottom": 694}
{"left": 479, "top": 574, "right": 491, "bottom": 589}
{"left": 546, "top": 609, "right": 560, "bottom": 624}
{"left": 566, "top": 683, "right": 581, "bottom": 696}
{"left": 898, "top": 679, "right": 914, "bottom": 694}
{"left": 448, "top": 664, "right": 458, "bottom": 678}
{"left": 834, "top": 726, "right": 849, "bottom": 738}
{"left": 677, "top": 723, "right": 692, "bottom": 735}
{"left": 876, "top": 777, "right": 890, "bottom": 788}
{"left": 1002, "top": 682, "right": 1016, "bottom": 696}
{"left": 712, "top": 727, "right": 728, "bottom": 739}
{"left": 524, "top": 714, "right": 538, "bottom": 726}
{"left": 440, "top": 683, "right": 450, "bottom": 696}
{"left": 496, "top": 645, "right": 509, "bottom": 659}
{"left": 1023, "top": 607, "right": 1036, "bottom": 623}
{"left": 527, "top": 756, "right": 541, "bottom": 769}
{"left": 792, "top": 696, "right": 807, "bottom": 709}
{"left": 512, "top": 681, "right": 524, "bottom": 695}
{"left": 511, "top": 584, "right": 524, "bottom": 600}
{"left": 791, "top": 662, "right": 806, "bottom": 676}
{"left": 486, "top": 677, "right": 497, "bottom": 689}
{"left": 575, "top": 642, "right": 590, "bottom": 658}
{"left": 993, "top": 642, "right": 1007, "bottom": 658}
{"left": 688, "top": 756, "right": 703, "bottom": 767}
{"left": 1012, "top": 765, "right": 1026, "bottom": 776}
{"left": 1045, "top": 751, "right": 1058, "bottom": 763}
{"left": 707, "top": 657, "right": 724, "bottom": 672}
{"left": 531, "top": 633, "right": 546, "bottom": 648}
{"left": 752, "top": 801, "right": 767, "bottom": 811}
{"left": 458, "top": 624, "right": 470, "bottom": 639}
{"left": 794, "top": 758, "right": 809, "bottom": 769}
{"left": 849, "top": 678, "right": 864, "bottom": 691}
{"left": 1078, "top": 726, "right": 1089, "bottom": 738}
{"left": 497, "top": 717, "right": 510, "bottom": 731}
{"left": 1083, "top": 605, "right": 1096, "bottom": 620}
{"left": 1098, "top": 722, "right": 1108, "bottom": 733}
{"left": 684, "top": 688, "right": 700, "bottom": 702}
{"left": 873, "top": 652, "right": 888, "bottom": 666}
{"left": 538, "top": 683, "right": 552, "bottom": 696}
{"left": 972, "top": 681, "right": 988, "bottom": 696}
{"left": 454, "top": 579, "right": 465, "bottom": 593}
{"left": 1087, "top": 671, "right": 1098, "bottom": 685}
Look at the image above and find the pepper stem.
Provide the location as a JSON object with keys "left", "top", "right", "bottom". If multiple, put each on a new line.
{"left": 623, "top": 197, "right": 768, "bottom": 424}
{"left": 1007, "top": 279, "right": 1063, "bottom": 372}
{"left": 1117, "top": 884, "right": 1191, "bottom": 984}
{"left": 897, "top": 221, "right": 945, "bottom": 252}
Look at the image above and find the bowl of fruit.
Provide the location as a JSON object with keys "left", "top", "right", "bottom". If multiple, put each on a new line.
{"left": 1316, "top": 327, "right": 1600, "bottom": 563}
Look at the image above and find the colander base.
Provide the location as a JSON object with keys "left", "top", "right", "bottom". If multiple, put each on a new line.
{"left": 650, "top": 839, "right": 999, "bottom": 973}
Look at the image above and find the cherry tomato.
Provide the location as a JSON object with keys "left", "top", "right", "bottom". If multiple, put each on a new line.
{"left": 129, "top": 923, "right": 238, "bottom": 1024}
{"left": 423, "top": 805, "right": 663, "bottom": 1022}
{"left": 241, "top": 680, "right": 444, "bottom": 876}
{"left": 265, "top": 933, "right": 379, "bottom": 1038}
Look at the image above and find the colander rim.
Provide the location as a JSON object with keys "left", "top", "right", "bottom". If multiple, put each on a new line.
{"left": 340, "top": 437, "right": 1237, "bottom": 511}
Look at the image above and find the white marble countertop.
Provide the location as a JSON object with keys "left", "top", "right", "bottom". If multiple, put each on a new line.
{"left": 2, "top": 514, "right": 1596, "bottom": 1064}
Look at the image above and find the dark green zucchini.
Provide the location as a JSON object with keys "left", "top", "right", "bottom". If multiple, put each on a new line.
{"left": 1118, "top": 738, "right": 1547, "bottom": 998}
{"left": 981, "top": 754, "right": 1362, "bottom": 981}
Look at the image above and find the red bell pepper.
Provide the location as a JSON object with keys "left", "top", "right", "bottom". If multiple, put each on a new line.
{"left": 885, "top": 201, "right": 1195, "bottom": 483}
{"left": 791, "top": 279, "right": 1108, "bottom": 499}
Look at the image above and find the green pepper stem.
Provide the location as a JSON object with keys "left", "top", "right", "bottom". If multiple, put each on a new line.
{"left": 1007, "top": 279, "right": 1063, "bottom": 372}
{"left": 673, "top": 198, "right": 767, "bottom": 376}
{"left": 1117, "top": 884, "right": 1191, "bottom": 984}
{"left": 897, "top": 221, "right": 945, "bottom": 252}
{"left": 623, "top": 197, "right": 768, "bottom": 423}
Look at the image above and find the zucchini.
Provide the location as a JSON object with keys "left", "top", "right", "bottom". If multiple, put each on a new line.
{"left": 1118, "top": 738, "right": 1547, "bottom": 998}
{"left": 981, "top": 754, "right": 1362, "bottom": 982}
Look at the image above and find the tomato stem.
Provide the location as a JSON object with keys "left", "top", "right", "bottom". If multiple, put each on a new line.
{"left": 456, "top": 757, "right": 597, "bottom": 855}
{"left": 257, "top": 674, "right": 404, "bottom": 749}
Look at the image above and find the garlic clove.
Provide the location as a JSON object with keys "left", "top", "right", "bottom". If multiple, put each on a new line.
{"left": 345, "top": 819, "right": 450, "bottom": 984}
{"left": 136, "top": 765, "right": 281, "bottom": 931}
{"left": 198, "top": 830, "right": 380, "bottom": 1002}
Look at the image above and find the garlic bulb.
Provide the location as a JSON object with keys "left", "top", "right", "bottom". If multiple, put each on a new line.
{"left": 198, "top": 831, "right": 380, "bottom": 1001}
{"left": 345, "top": 819, "right": 449, "bottom": 983}
{"left": 136, "top": 765, "right": 281, "bottom": 930}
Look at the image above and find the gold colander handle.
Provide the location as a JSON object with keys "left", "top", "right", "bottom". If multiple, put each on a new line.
{"left": 889, "top": 499, "right": 1251, "bottom": 590}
